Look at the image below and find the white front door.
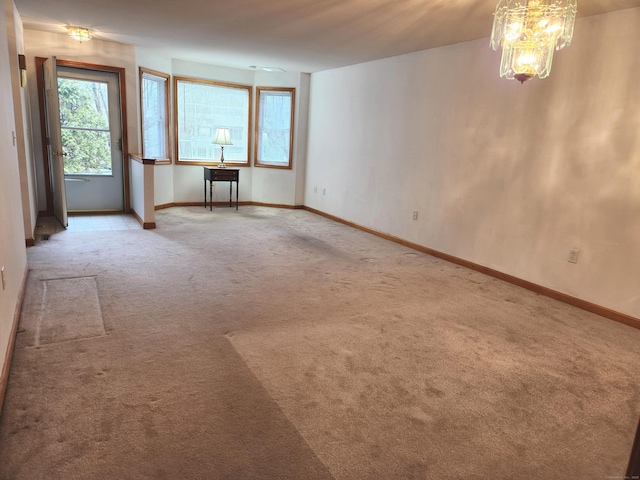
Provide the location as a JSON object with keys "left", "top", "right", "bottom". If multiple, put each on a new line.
{"left": 43, "top": 57, "right": 68, "bottom": 228}
{"left": 57, "top": 66, "right": 124, "bottom": 212}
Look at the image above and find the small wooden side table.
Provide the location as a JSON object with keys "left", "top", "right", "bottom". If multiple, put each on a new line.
{"left": 203, "top": 167, "right": 239, "bottom": 211}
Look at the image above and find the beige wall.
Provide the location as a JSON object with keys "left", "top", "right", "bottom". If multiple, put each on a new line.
{"left": 305, "top": 8, "right": 640, "bottom": 319}
{"left": 5, "top": 1, "right": 37, "bottom": 243}
{"left": 0, "top": 0, "right": 28, "bottom": 394}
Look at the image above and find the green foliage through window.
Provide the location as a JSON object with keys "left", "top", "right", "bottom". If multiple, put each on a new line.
{"left": 58, "top": 77, "right": 112, "bottom": 175}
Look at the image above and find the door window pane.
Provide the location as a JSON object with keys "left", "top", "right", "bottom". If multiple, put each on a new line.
{"left": 175, "top": 77, "right": 251, "bottom": 165}
{"left": 255, "top": 88, "right": 294, "bottom": 169}
{"left": 58, "top": 77, "right": 112, "bottom": 175}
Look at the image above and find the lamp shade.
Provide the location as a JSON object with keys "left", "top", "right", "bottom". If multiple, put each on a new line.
{"left": 212, "top": 128, "right": 233, "bottom": 146}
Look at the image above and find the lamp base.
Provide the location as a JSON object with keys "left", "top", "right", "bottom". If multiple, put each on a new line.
{"left": 218, "top": 146, "right": 226, "bottom": 168}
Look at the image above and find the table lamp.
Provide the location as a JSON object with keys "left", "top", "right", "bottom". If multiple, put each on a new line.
{"left": 212, "top": 128, "right": 233, "bottom": 168}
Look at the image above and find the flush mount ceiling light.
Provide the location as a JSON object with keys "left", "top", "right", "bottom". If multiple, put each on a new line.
{"left": 68, "top": 26, "right": 92, "bottom": 43}
{"left": 248, "top": 66, "right": 286, "bottom": 73}
{"left": 490, "top": 0, "right": 577, "bottom": 83}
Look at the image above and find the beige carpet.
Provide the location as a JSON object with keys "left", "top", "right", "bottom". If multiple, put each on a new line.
{"left": 1, "top": 206, "right": 639, "bottom": 479}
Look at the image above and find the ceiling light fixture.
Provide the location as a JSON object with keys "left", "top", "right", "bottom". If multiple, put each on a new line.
{"left": 490, "top": 0, "right": 577, "bottom": 83}
{"left": 260, "top": 67, "right": 285, "bottom": 73}
{"left": 68, "top": 26, "right": 92, "bottom": 43}
{"left": 248, "top": 66, "right": 286, "bottom": 73}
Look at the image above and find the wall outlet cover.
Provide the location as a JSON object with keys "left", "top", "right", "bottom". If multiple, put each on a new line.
{"left": 568, "top": 249, "right": 579, "bottom": 264}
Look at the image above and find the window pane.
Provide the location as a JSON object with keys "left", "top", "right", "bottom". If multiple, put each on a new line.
{"left": 58, "top": 78, "right": 109, "bottom": 129}
{"left": 176, "top": 78, "right": 250, "bottom": 164}
{"left": 61, "top": 129, "right": 112, "bottom": 175}
{"left": 58, "top": 77, "right": 112, "bottom": 175}
{"left": 140, "top": 70, "right": 169, "bottom": 161}
{"left": 256, "top": 88, "right": 294, "bottom": 168}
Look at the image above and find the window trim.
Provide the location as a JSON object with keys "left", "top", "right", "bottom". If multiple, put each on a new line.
{"left": 139, "top": 67, "right": 171, "bottom": 165}
{"left": 174, "top": 76, "right": 252, "bottom": 167}
{"left": 254, "top": 87, "right": 295, "bottom": 170}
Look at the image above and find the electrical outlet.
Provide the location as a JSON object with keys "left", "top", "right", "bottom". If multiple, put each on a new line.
{"left": 1, "top": 266, "right": 5, "bottom": 290}
{"left": 322, "top": 188, "right": 326, "bottom": 195}
{"left": 568, "top": 249, "right": 579, "bottom": 264}
{"left": 412, "top": 211, "right": 419, "bottom": 221}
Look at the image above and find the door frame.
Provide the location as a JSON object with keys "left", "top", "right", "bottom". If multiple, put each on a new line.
{"left": 36, "top": 58, "right": 130, "bottom": 215}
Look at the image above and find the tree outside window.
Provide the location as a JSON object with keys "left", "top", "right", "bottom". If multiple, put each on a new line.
{"left": 58, "top": 77, "right": 112, "bottom": 175}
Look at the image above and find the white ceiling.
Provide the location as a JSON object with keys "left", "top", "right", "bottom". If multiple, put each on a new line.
{"left": 14, "top": 0, "right": 640, "bottom": 73}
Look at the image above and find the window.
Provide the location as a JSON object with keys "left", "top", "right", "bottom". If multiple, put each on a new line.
{"left": 254, "top": 87, "right": 295, "bottom": 169}
{"left": 175, "top": 77, "right": 251, "bottom": 166}
{"left": 58, "top": 76, "right": 112, "bottom": 175}
{"left": 139, "top": 68, "right": 170, "bottom": 164}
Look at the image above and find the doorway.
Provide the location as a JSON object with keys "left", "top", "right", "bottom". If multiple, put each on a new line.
{"left": 36, "top": 58, "right": 130, "bottom": 220}
{"left": 57, "top": 66, "right": 124, "bottom": 212}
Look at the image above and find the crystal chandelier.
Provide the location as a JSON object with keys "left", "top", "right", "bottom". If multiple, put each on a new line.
{"left": 490, "top": 0, "right": 577, "bottom": 83}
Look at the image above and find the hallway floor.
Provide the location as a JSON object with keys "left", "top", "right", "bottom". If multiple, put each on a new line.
{"left": 35, "top": 214, "right": 141, "bottom": 239}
